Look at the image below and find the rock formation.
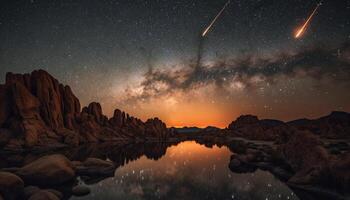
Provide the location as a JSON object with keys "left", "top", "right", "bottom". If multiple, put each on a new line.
{"left": 278, "top": 130, "right": 350, "bottom": 192}
{"left": 0, "top": 70, "right": 170, "bottom": 150}
{"left": 16, "top": 154, "right": 75, "bottom": 186}
{"left": 226, "top": 112, "right": 350, "bottom": 141}
{"left": 0, "top": 172, "right": 24, "bottom": 200}
{"left": 227, "top": 115, "right": 287, "bottom": 140}
{"left": 287, "top": 111, "right": 350, "bottom": 139}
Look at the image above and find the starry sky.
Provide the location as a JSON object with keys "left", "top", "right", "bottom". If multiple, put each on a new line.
{"left": 1, "top": 0, "right": 350, "bottom": 128}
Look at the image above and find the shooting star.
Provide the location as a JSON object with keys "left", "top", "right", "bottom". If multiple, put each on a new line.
{"left": 202, "top": 0, "right": 231, "bottom": 37}
{"left": 294, "top": 2, "right": 321, "bottom": 39}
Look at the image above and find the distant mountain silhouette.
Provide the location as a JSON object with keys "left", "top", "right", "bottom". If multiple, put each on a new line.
{"left": 226, "top": 112, "right": 350, "bottom": 140}
{"left": 174, "top": 127, "right": 203, "bottom": 134}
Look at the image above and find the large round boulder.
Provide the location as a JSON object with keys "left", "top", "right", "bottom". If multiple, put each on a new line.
{"left": 23, "top": 186, "right": 40, "bottom": 199}
{"left": 0, "top": 172, "right": 24, "bottom": 200}
{"left": 28, "top": 190, "right": 60, "bottom": 200}
{"left": 17, "top": 154, "right": 75, "bottom": 185}
{"left": 329, "top": 153, "right": 350, "bottom": 191}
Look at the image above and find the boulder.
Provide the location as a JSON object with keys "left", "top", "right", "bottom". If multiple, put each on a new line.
{"left": 329, "top": 153, "right": 350, "bottom": 191}
{"left": 228, "top": 154, "right": 257, "bottom": 173}
{"left": 76, "top": 158, "right": 115, "bottom": 176}
{"left": 72, "top": 185, "right": 91, "bottom": 196}
{"left": 28, "top": 190, "right": 60, "bottom": 200}
{"left": 16, "top": 154, "right": 75, "bottom": 185}
{"left": 23, "top": 186, "right": 40, "bottom": 199}
{"left": 45, "top": 189, "right": 63, "bottom": 199}
{"left": 280, "top": 130, "right": 330, "bottom": 185}
{"left": 0, "top": 172, "right": 24, "bottom": 200}
{"left": 83, "top": 158, "right": 114, "bottom": 168}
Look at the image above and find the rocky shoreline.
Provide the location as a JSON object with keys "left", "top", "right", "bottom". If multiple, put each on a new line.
{"left": 0, "top": 154, "right": 118, "bottom": 200}
{"left": 0, "top": 141, "right": 183, "bottom": 200}
{"left": 195, "top": 132, "right": 350, "bottom": 200}
{"left": 0, "top": 136, "right": 349, "bottom": 200}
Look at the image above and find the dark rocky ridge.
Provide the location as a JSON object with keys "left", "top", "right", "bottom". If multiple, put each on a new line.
{"left": 226, "top": 112, "right": 350, "bottom": 141}
{"left": 0, "top": 70, "right": 170, "bottom": 151}
{"left": 287, "top": 111, "right": 350, "bottom": 139}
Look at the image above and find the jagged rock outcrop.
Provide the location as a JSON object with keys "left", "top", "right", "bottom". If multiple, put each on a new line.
{"left": 0, "top": 70, "right": 170, "bottom": 150}
{"left": 6, "top": 71, "right": 81, "bottom": 130}
{"left": 144, "top": 118, "right": 168, "bottom": 140}
{"left": 109, "top": 109, "right": 124, "bottom": 128}
{"left": 84, "top": 102, "right": 108, "bottom": 126}
{"left": 108, "top": 109, "right": 169, "bottom": 140}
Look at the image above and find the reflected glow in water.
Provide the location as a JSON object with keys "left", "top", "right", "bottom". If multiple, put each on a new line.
{"left": 72, "top": 141, "right": 298, "bottom": 200}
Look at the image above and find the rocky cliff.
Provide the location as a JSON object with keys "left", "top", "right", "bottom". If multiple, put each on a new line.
{"left": 0, "top": 70, "right": 169, "bottom": 150}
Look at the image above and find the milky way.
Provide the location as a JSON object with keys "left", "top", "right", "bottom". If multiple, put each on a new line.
{"left": 0, "top": 0, "right": 349, "bottom": 127}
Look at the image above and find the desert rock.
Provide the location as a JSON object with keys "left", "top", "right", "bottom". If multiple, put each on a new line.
{"left": 16, "top": 154, "right": 75, "bottom": 185}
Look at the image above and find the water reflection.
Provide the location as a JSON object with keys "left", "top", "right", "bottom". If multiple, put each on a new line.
{"left": 71, "top": 141, "right": 298, "bottom": 200}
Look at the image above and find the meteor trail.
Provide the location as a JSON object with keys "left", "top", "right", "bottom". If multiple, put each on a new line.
{"left": 202, "top": 0, "right": 231, "bottom": 37}
{"left": 294, "top": 3, "right": 321, "bottom": 39}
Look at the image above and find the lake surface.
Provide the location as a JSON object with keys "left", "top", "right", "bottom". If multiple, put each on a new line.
{"left": 71, "top": 141, "right": 298, "bottom": 200}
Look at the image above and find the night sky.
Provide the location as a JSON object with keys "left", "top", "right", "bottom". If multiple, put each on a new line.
{"left": 1, "top": 0, "right": 349, "bottom": 127}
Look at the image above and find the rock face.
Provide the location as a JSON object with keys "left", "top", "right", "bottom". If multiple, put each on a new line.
{"left": 0, "top": 70, "right": 170, "bottom": 150}
{"left": 144, "top": 118, "right": 168, "bottom": 140}
{"left": 109, "top": 109, "right": 169, "bottom": 140}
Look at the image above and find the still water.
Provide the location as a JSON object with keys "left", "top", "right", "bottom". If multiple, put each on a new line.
{"left": 71, "top": 141, "right": 298, "bottom": 200}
